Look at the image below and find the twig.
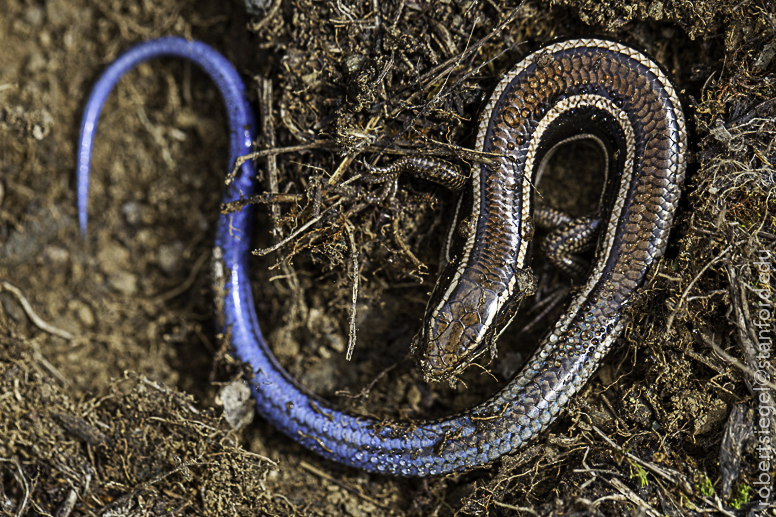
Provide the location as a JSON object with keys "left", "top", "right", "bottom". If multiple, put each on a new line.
{"left": 32, "top": 340, "right": 72, "bottom": 388}
{"left": 409, "top": 3, "right": 525, "bottom": 95}
{"left": 492, "top": 501, "right": 540, "bottom": 515}
{"left": 226, "top": 141, "right": 330, "bottom": 185}
{"left": 605, "top": 478, "right": 661, "bottom": 517}
{"left": 334, "top": 362, "right": 397, "bottom": 400}
{"left": 590, "top": 426, "right": 685, "bottom": 487}
{"left": 665, "top": 244, "right": 733, "bottom": 334}
{"left": 252, "top": 199, "right": 343, "bottom": 257}
{"left": 220, "top": 192, "right": 304, "bottom": 214}
{"left": 682, "top": 343, "right": 731, "bottom": 377}
{"left": 239, "top": 449, "right": 278, "bottom": 467}
{"left": 227, "top": 140, "right": 482, "bottom": 185}
{"left": 0, "top": 281, "right": 74, "bottom": 340}
{"left": 261, "top": 77, "right": 282, "bottom": 241}
{"left": 329, "top": 154, "right": 356, "bottom": 186}
{"left": 327, "top": 116, "right": 380, "bottom": 185}
{"left": 698, "top": 327, "right": 776, "bottom": 391}
{"left": 247, "top": 0, "right": 282, "bottom": 33}
{"left": 56, "top": 488, "right": 78, "bottom": 517}
{"left": 378, "top": 7, "right": 527, "bottom": 153}
{"left": 589, "top": 424, "right": 739, "bottom": 516}
{"left": 344, "top": 223, "right": 359, "bottom": 361}
{"left": 0, "top": 457, "right": 30, "bottom": 517}
{"left": 392, "top": 216, "right": 426, "bottom": 274}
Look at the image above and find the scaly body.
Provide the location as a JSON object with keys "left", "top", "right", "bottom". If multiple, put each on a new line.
{"left": 409, "top": 39, "right": 688, "bottom": 383}
{"left": 78, "top": 37, "right": 686, "bottom": 476}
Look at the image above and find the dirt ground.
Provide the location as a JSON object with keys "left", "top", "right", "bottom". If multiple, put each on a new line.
{"left": 1, "top": 0, "right": 775, "bottom": 515}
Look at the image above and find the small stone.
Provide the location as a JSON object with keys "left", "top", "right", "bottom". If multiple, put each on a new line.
{"left": 270, "top": 327, "right": 299, "bottom": 358}
{"left": 24, "top": 5, "right": 44, "bottom": 26}
{"left": 68, "top": 300, "right": 95, "bottom": 327}
{"left": 26, "top": 52, "right": 46, "bottom": 74}
{"left": 44, "top": 246, "right": 69, "bottom": 265}
{"left": 215, "top": 380, "right": 254, "bottom": 430}
{"left": 97, "top": 241, "right": 130, "bottom": 274}
{"left": 77, "top": 305, "right": 95, "bottom": 327}
{"left": 108, "top": 271, "right": 137, "bottom": 295}
{"left": 135, "top": 229, "right": 153, "bottom": 246}
{"left": 157, "top": 242, "right": 183, "bottom": 275}
{"left": 122, "top": 201, "right": 143, "bottom": 225}
{"left": 755, "top": 40, "right": 776, "bottom": 72}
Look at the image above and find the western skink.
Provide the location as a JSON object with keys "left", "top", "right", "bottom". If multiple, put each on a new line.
{"left": 77, "top": 36, "right": 686, "bottom": 476}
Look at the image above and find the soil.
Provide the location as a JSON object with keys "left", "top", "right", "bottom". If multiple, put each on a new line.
{"left": 1, "top": 0, "right": 774, "bottom": 515}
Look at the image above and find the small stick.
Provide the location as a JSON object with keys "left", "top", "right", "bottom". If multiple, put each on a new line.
{"left": 1, "top": 281, "right": 74, "bottom": 340}
{"left": 252, "top": 199, "right": 344, "bottom": 257}
{"left": 344, "top": 223, "right": 359, "bottom": 361}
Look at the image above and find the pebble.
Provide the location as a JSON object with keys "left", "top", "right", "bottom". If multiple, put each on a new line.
{"left": 157, "top": 242, "right": 183, "bottom": 275}
{"left": 97, "top": 241, "right": 129, "bottom": 274}
{"left": 215, "top": 380, "right": 254, "bottom": 430}
{"left": 108, "top": 271, "right": 137, "bottom": 295}
{"left": 68, "top": 299, "right": 95, "bottom": 327}
{"left": 44, "top": 245, "right": 69, "bottom": 265}
{"left": 121, "top": 201, "right": 143, "bottom": 226}
{"left": 24, "top": 5, "right": 44, "bottom": 26}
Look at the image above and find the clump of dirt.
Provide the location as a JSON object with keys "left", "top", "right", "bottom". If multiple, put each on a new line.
{"left": 0, "top": 335, "right": 277, "bottom": 515}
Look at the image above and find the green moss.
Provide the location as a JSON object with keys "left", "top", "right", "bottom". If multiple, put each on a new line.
{"left": 628, "top": 460, "right": 649, "bottom": 487}
{"left": 695, "top": 473, "right": 714, "bottom": 497}
{"left": 730, "top": 483, "right": 751, "bottom": 510}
